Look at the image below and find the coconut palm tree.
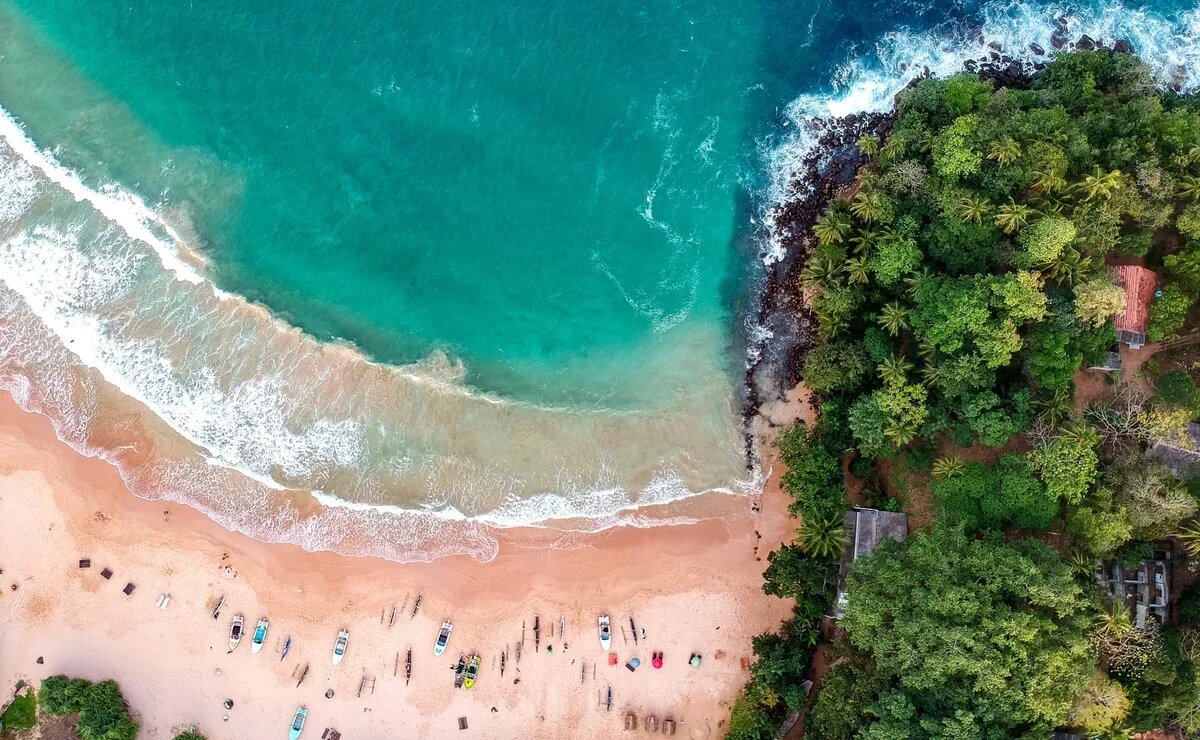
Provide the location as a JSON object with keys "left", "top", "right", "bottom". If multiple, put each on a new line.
{"left": 919, "top": 362, "right": 943, "bottom": 388}
{"left": 987, "top": 137, "right": 1021, "bottom": 167}
{"left": 800, "top": 257, "right": 842, "bottom": 290}
{"left": 931, "top": 456, "right": 965, "bottom": 481}
{"left": 877, "top": 302, "right": 909, "bottom": 336}
{"left": 1068, "top": 550, "right": 1097, "bottom": 579}
{"left": 1078, "top": 167, "right": 1123, "bottom": 201}
{"left": 845, "top": 257, "right": 870, "bottom": 285}
{"left": 1095, "top": 599, "right": 1133, "bottom": 637}
{"left": 884, "top": 419, "right": 919, "bottom": 447}
{"left": 878, "top": 355, "right": 913, "bottom": 386}
{"left": 879, "top": 135, "right": 907, "bottom": 163}
{"left": 850, "top": 190, "right": 883, "bottom": 224}
{"left": 956, "top": 195, "right": 991, "bottom": 224}
{"left": 856, "top": 135, "right": 880, "bottom": 159}
{"left": 1177, "top": 175, "right": 1200, "bottom": 203}
{"left": 813, "top": 210, "right": 851, "bottom": 246}
{"left": 1176, "top": 520, "right": 1200, "bottom": 556}
{"left": 849, "top": 230, "right": 878, "bottom": 257}
{"left": 904, "top": 267, "right": 934, "bottom": 297}
{"left": 994, "top": 201, "right": 1035, "bottom": 235}
{"left": 1031, "top": 167, "right": 1068, "bottom": 194}
{"left": 798, "top": 515, "right": 849, "bottom": 559}
{"left": 1041, "top": 248, "right": 1091, "bottom": 286}
{"left": 1033, "top": 389, "right": 1073, "bottom": 427}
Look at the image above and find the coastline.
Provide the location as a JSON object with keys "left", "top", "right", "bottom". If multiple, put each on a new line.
{"left": 0, "top": 388, "right": 801, "bottom": 738}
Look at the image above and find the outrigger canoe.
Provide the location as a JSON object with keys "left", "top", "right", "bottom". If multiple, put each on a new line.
{"left": 598, "top": 614, "right": 611, "bottom": 651}
{"left": 463, "top": 653, "right": 481, "bottom": 689}
{"left": 251, "top": 618, "right": 269, "bottom": 654}
{"left": 332, "top": 629, "right": 349, "bottom": 666}
{"left": 434, "top": 621, "right": 453, "bottom": 656}
{"left": 228, "top": 614, "right": 244, "bottom": 651}
{"left": 453, "top": 653, "right": 467, "bottom": 688}
{"left": 289, "top": 705, "right": 307, "bottom": 740}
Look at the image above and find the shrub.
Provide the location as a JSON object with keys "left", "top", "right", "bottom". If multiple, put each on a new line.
{"left": 77, "top": 680, "right": 138, "bottom": 740}
{"left": 40, "top": 675, "right": 92, "bottom": 715}
{"left": 1, "top": 690, "right": 37, "bottom": 731}
{"left": 1146, "top": 283, "right": 1193, "bottom": 343}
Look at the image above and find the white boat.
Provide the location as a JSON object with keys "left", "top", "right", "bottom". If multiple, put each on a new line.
{"left": 599, "top": 614, "right": 611, "bottom": 651}
{"left": 332, "top": 629, "right": 349, "bottom": 665}
{"left": 289, "top": 706, "right": 307, "bottom": 740}
{"left": 434, "top": 620, "right": 453, "bottom": 656}
{"left": 251, "top": 618, "right": 269, "bottom": 654}
{"left": 228, "top": 614, "right": 244, "bottom": 651}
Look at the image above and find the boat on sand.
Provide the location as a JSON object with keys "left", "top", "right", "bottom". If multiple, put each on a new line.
{"left": 228, "top": 614, "right": 244, "bottom": 651}
{"left": 598, "top": 615, "right": 611, "bottom": 651}
{"left": 251, "top": 618, "right": 269, "bottom": 654}
{"left": 289, "top": 706, "right": 307, "bottom": 740}
{"left": 463, "top": 653, "right": 481, "bottom": 689}
{"left": 434, "top": 621, "right": 453, "bottom": 655}
{"left": 332, "top": 629, "right": 349, "bottom": 665}
{"left": 453, "top": 653, "right": 467, "bottom": 688}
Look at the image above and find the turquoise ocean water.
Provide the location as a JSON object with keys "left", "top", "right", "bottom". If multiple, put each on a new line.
{"left": 0, "top": 0, "right": 1196, "bottom": 560}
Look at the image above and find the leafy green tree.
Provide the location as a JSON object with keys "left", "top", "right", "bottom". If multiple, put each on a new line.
{"left": 801, "top": 341, "right": 870, "bottom": 396}
{"left": 932, "top": 114, "right": 982, "bottom": 179}
{"left": 841, "top": 526, "right": 1096, "bottom": 738}
{"left": 1017, "top": 216, "right": 1076, "bottom": 267}
{"left": 1067, "top": 673, "right": 1131, "bottom": 736}
{"left": 870, "top": 230, "right": 922, "bottom": 286}
{"left": 1177, "top": 203, "right": 1200, "bottom": 241}
{"left": 1111, "top": 462, "right": 1198, "bottom": 539}
{"left": 1073, "top": 279, "right": 1126, "bottom": 328}
{"left": 761, "top": 544, "right": 835, "bottom": 600}
{"left": 1026, "top": 327, "right": 1081, "bottom": 392}
{"left": 777, "top": 424, "right": 847, "bottom": 521}
{"left": 1028, "top": 425, "right": 1099, "bottom": 505}
{"left": 1064, "top": 487, "right": 1132, "bottom": 555}
{"left": 989, "top": 271, "right": 1047, "bottom": 323}
{"left": 1154, "top": 369, "right": 1200, "bottom": 412}
{"left": 1146, "top": 282, "right": 1193, "bottom": 343}
{"left": 933, "top": 456, "right": 1056, "bottom": 531}
{"left": 806, "top": 657, "right": 892, "bottom": 740}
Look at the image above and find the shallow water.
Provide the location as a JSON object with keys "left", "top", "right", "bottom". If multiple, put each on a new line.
{"left": 0, "top": 0, "right": 1196, "bottom": 560}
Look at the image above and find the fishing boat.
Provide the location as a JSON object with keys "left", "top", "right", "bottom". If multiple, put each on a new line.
{"left": 405, "top": 647, "right": 412, "bottom": 685}
{"left": 332, "top": 629, "right": 349, "bottom": 665}
{"left": 251, "top": 618, "right": 269, "bottom": 654}
{"left": 434, "top": 620, "right": 453, "bottom": 655}
{"left": 210, "top": 594, "right": 225, "bottom": 620}
{"left": 453, "top": 653, "right": 467, "bottom": 688}
{"left": 463, "top": 653, "right": 481, "bottom": 689}
{"left": 598, "top": 614, "right": 611, "bottom": 651}
{"left": 288, "top": 706, "right": 307, "bottom": 740}
{"left": 281, "top": 636, "right": 292, "bottom": 662}
{"left": 228, "top": 614, "right": 244, "bottom": 651}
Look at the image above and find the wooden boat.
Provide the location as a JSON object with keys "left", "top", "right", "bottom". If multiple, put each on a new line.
{"left": 228, "top": 614, "right": 244, "bottom": 651}
{"left": 251, "top": 618, "right": 269, "bottom": 654}
{"left": 434, "top": 620, "right": 453, "bottom": 655}
{"left": 463, "top": 653, "right": 481, "bottom": 689}
{"left": 210, "top": 595, "right": 225, "bottom": 620}
{"left": 598, "top": 614, "right": 611, "bottom": 651}
{"left": 332, "top": 629, "right": 349, "bottom": 665}
{"left": 453, "top": 653, "right": 467, "bottom": 688}
{"left": 288, "top": 705, "right": 307, "bottom": 740}
{"left": 405, "top": 647, "right": 412, "bottom": 685}
{"left": 281, "top": 636, "right": 292, "bottom": 662}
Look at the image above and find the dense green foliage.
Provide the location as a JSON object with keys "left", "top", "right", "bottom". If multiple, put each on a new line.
{"left": 39, "top": 676, "right": 138, "bottom": 740}
{"left": 1, "top": 690, "right": 37, "bottom": 731}
{"left": 173, "top": 733, "right": 207, "bottom": 740}
{"left": 731, "top": 49, "right": 1200, "bottom": 740}
{"left": 840, "top": 527, "right": 1096, "bottom": 738}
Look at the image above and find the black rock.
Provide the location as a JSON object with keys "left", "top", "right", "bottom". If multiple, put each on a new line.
{"left": 36, "top": 657, "right": 44, "bottom": 665}
{"left": 1114, "top": 39, "right": 1133, "bottom": 54}
{"left": 1077, "top": 34, "right": 1096, "bottom": 50}
{"left": 964, "top": 59, "right": 979, "bottom": 72}
{"left": 989, "top": 52, "right": 1001, "bottom": 62}
{"left": 987, "top": 41, "right": 1003, "bottom": 52}
{"left": 1050, "top": 31, "right": 1068, "bottom": 50}
{"left": 1029, "top": 42, "right": 1045, "bottom": 56}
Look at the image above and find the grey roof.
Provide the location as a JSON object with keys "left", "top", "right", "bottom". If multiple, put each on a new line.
{"left": 834, "top": 507, "right": 909, "bottom": 618}
{"left": 1147, "top": 422, "right": 1200, "bottom": 478}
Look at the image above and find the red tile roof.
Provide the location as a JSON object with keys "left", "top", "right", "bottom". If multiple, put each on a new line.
{"left": 1112, "top": 265, "right": 1156, "bottom": 334}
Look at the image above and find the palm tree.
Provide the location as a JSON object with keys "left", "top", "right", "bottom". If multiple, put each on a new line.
{"left": 1177, "top": 175, "right": 1200, "bottom": 203}
{"left": 1041, "top": 248, "right": 1091, "bottom": 286}
{"left": 1068, "top": 550, "right": 1097, "bottom": 579}
{"left": 919, "top": 362, "right": 943, "bottom": 388}
{"left": 904, "top": 267, "right": 934, "bottom": 297}
{"left": 1095, "top": 600, "right": 1132, "bottom": 637}
{"left": 988, "top": 137, "right": 1021, "bottom": 167}
{"left": 879, "top": 135, "right": 907, "bottom": 163}
{"left": 931, "top": 456, "right": 965, "bottom": 481}
{"left": 994, "top": 201, "right": 1034, "bottom": 235}
{"left": 884, "top": 419, "right": 919, "bottom": 447}
{"left": 856, "top": 135, "right": 880, "bottom": 159}
{"left": 815, "top": 307, "right": 849, "bottom": 338}
{"left": 1176, "top": 520, "right": 1200, "bottom": 556}
{"left": 877, "top": 302, "right": 909, "bottom": 336}
{"left": 800, "top": 257, "right": 842, "bottom": 290}
{"left": 798, "top": 515, "right": 849, "bottom": 559}
{"left": 850, "top": 190, "right": 883, "bottom": 224}
{"left": 1031, "top": 168, "right": 1068, "bottom": 194}
{"left": 956, "top": 195, "right": 991, "bottom": 224}
{"left": 878, "top": 355, "right": 913, "bottom": 386}
{"left": 813, "top": 210, "right": 851, "bottom": 246}
{"left": 845, "top": 257, "right": 870, "bottom": 285}
{"left": 1033, "top": 389, "right": 1073, "bottom": 427}
{"left": 849, "top": 230, "right": 878, "bottom": 257}
{"left": 1078, "top": 167, "right": 1123, "bottom": 201}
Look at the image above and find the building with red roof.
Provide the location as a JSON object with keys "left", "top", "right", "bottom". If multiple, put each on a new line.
{"left": 1112, "top": 265, "right": 1157, "bottom": 349}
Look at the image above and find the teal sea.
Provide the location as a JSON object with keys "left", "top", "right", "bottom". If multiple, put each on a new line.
{"left": 0, "top": 0, "right": 1196, "bottom": 560}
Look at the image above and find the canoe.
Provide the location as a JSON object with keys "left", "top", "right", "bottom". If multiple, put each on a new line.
{"left": 332, "top": 629, "right": 349, "bottom": 666}
{"left": 434, "top": 620, "right": 453, "bottom": 656}
{"left": 251, "top": 618, "right": 269, "bottom": 654}
{"left": 228, "top": 614, "right": 244, "bottom": 651}
{"left": 289, "top": 705, "right": 307, "bottom": 740}
{"left": 598, "top": 614, "right": 611, "bottom": 651}
{"left": 453, "top": 653, "right": 467, "bottom": 688}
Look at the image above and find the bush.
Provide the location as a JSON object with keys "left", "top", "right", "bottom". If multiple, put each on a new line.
{"left": 174, "top": 733, "right": 207, "bottom": 740}
{"left": 77, "top": 680, "right": 138, "bottom": 740}
{"left": 1146, "top": 283, "right": 1192, "bottom": 343}
{"left": 40, "top": 675, "right": 92, "bottom": 715}
{"left": 1154, "top": 369, "right": 1200, "bottom": 412}
{"left": 1, "top": 690, "right": 37, "bottom": 731}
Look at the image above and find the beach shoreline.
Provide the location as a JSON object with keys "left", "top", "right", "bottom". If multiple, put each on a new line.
{"left": 0, "top": 388, "right": 803, "bottom": 738}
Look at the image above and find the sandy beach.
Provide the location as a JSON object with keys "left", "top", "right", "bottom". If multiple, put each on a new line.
{"left": 0, "top": 390, "right": 800, "bottom": 739}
